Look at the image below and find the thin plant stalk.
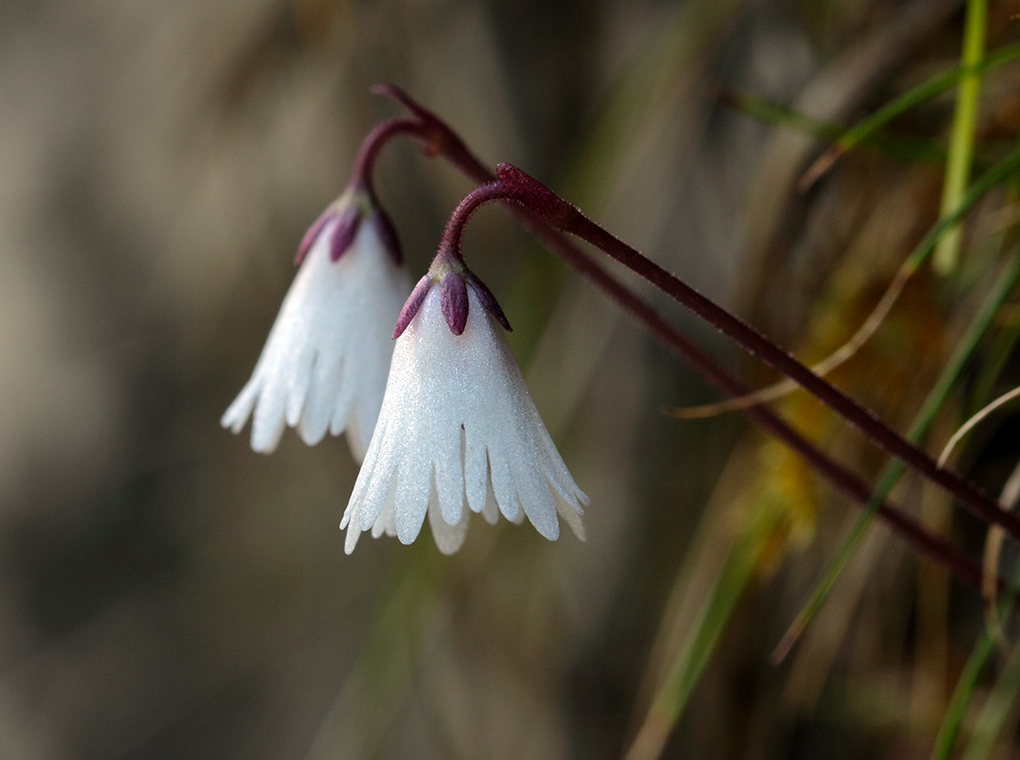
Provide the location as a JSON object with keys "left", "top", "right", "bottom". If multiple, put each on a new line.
{"left": 773, "top": 247, "right": 1020, "bottom": 662}
{"left": 358, "top": 85, "right": 986, "bottom": 603}
{"left": 717, "top": 87, "right": 945, "bottom": 165}
{"left": 939, "top": 386, "right": 1020, "bottom": 468}
{"left": 931, "top": 633, "right": 997, "bottom": 760}
{"left": 623, "top": 504, "right": 782, "bottom": 760}
{"left": 673, "top": 144, "right": 1020, "bottom": 420}
{"left": 961, "top": 624, "right": 1020, "bottom": 760}
{"left": 934, "top": 0, "right": 988, "bottom": 274}
{"left": 982, "top": 465, "right": 1020, "bottom": 655}
{"left": 494, "top": 162, "right": 1020, "bottom": 544}
{"left": 970, "top": 308, "right": 1020, "bottom": 416}
{"left": 932, "top": 461, "right": 1020, "bottom": 760}
{"left": 802, "top": 36, "right": 1018, "bottom": 189}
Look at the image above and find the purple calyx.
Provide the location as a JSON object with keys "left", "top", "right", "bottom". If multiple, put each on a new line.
{"left": 370, "top": 204, "right": 403, "bottom": 265}
{"left": 465, "top": 274, "right": 510, "bottom": 332}
{"left": 294, "top": 183, "right": 405, "bottom": 267}
{"left": 392, "top": 254, "right": 512, "bottom": 339}
{"left": 440, "top": 272, "right": 469, "bottom": 335}
{"left": 328, "top": 204, "right": 363, "bottom": 262}
{"left": 295, "top": 208, "right": 335, "bottom": 265}
{"left": 393, "top": 275, "right": 433, "bottom": 338}
{"left": 294, "top": 199, "right": 363, "bottom": 266}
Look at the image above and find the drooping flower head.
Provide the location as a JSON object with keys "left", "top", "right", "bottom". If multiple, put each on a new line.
{"left": 222, "top": 184, "right": 410, "bottom": 460}
{"left": 341, "top": 250, "right": 588, "bottom": 554}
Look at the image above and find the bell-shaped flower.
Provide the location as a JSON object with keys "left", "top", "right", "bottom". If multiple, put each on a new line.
{"left": 222, "top": 186, "right": 410, "bottom": 460}
{"left": 340, "top": 258, "right": 588, "bottom": 554}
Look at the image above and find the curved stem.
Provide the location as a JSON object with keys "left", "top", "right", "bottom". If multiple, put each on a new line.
{"left": 366, "top": 85, "right": 988, "bottom": 588}
{"left": 350, "top": 118, "right": 427, "bottom": 191}
{"left": 516, "top": 205, "right": 981, "bottom": 589}
{"left": 437, "top": 182, "right": 511, "bottom": 259}
{"left": 933, "top": 0, "right": 987, "bottom": 274}
{"left": 496, "top": 163, "right": 1020, "bottom": 545}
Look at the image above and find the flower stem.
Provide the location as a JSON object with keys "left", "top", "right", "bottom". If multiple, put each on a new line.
{"left": 522, "top": 202, "right": 983, "bottom": 589}
{"left": 350, "top": 119, "right": 423, "bottom": 192}
{"left": 437, "top": 182, "right": 511, "bottom": 259}
{"left": 361, "top": 84, "right": 988, "bottom": 589}
{"left": 773, "top": 247, "right": 1020, "bottom": 665}
{"left": 496, "top": 162, "right": 1020, "bottom": 545}
{"left": 444, "top": 176, "right": 984, "bottom": 588}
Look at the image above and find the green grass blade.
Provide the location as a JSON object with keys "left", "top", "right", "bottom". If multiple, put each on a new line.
{"left": 625, "top": 505, "right": 782, "bottom": 760}
{"left": 774, "top": 240, "right": 1020, "bottom": 662}
{"left": 841, "top": 39, "right": 1019, "bottom": 154}
{"left": 720, "top": 89, "right": 946, "bottom": 164}
{"left": 932, "top": 539, "right": 1020, "bottom": 758}
{"left": 934, "top": 0, "right": 988, "bottom": 274}
{"left": 895, "top": 142, "right": 1020, "bottom": 277}
{"left": 305, "top": 547, "right": 444, "bottom": 760}
{"left": 970, "top": 307, "right": 1020, "bottom": 415}
{"left": 961, "top": 634, "right": 1020, "bottom": 759}
{"left": 931, "top": 630, "right": 997, "bottom": 759}
{"left": 803, "top": 39, "right": 1020, "bottom": 187}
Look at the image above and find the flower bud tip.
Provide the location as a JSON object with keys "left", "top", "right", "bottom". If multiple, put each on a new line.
{"left": 295, "top": 210, "right": 334, "bottom": 265}
{"left": 329, "top": 205, "right": 363, "bottom": 262}
{"left": 371, "top": 206, "right": 403, "bottom": 265}
{"left": 440, "top": 273, "right": 469, "bottom": 335}
{"left": 467, "top": 275, "right": 511, "bottom": 332}
{"left": 394, "top": 275, "right": 433, "bottom": 338}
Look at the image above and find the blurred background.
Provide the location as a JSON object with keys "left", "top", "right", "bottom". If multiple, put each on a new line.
{"left": 3, "top": 0, "right": 1020, "bottom": 757}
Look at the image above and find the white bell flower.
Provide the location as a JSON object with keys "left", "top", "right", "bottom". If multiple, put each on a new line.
{"left": 341, "top": 262, "right": 588, "bottom": 554}
{"left": 222, "top": 189, "right": 410, "bottom": 460}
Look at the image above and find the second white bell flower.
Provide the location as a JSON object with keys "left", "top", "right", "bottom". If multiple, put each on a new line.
{"left": 341, "top": 264, "right": 588, "bottom": 554}
{"left": 222, "top": 190, "right": 410, "bottom": 460}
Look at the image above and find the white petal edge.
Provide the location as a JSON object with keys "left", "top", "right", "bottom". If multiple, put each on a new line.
{"left": 341, "top": 285, "right": 587, "bottom": 553}
{"left": 222, "top": 217, "right": 410, "bottom": 461}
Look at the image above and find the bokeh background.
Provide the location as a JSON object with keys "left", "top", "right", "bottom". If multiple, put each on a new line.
{"left": 3, "top": 0, "right": 1020, "bottom": 757}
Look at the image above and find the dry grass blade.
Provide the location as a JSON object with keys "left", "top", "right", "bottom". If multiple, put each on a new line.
{"left": 938, "top": 387, "right": 1020, "bottom": 646}
{"left": 982, "top": 461, "right": 1020, "bottom": 652}
{"left": 937, "top": 386, "right": 1020, "bottom": 469}
{"left": 665, "top": 264, "right": 912, "bottom": 419}
{"left": 669, "top": 139, "right": 1020, "bottom": 421}
{"left": 938, "top": 387, "right": 1020, "bottom": 651}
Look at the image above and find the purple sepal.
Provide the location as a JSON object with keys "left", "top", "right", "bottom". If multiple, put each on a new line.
{"left": 467, "top": 275, "right": 512, "bottom": 332}
{"left": 440, "top": 274, "right": 469, "bottom": 336}
{"left": 329, "top": 205, "right": 363, "bottom": 262}
{"left": 295, "top": 209, "right": 335, "bottom": 265}
{"left": 370, "top": 206, "right": 403, "bottom": 265}
{"left": 393, "top": 275, "right": 433, "bottom": 338}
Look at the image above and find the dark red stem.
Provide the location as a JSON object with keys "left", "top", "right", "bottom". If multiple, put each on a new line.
{"left": 513, "top": 182, "right": 1020, "bottom": 544}
{"left": 535, "top": 229, "right": 983, "bottom": 588}
{"left": 438, "top": 182, "right": 511, "bottom": 259}
{"left": 515, "top": 194, "right": 981, "bottom": 587}
{"left": 442, "top": 191, "right": 982, "bottom": 588}
{"left": 361, "top": 85, "right": 990, "bottom": 589}
{"left": 351, "top": 119, "right": 424, "bottom": 191}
